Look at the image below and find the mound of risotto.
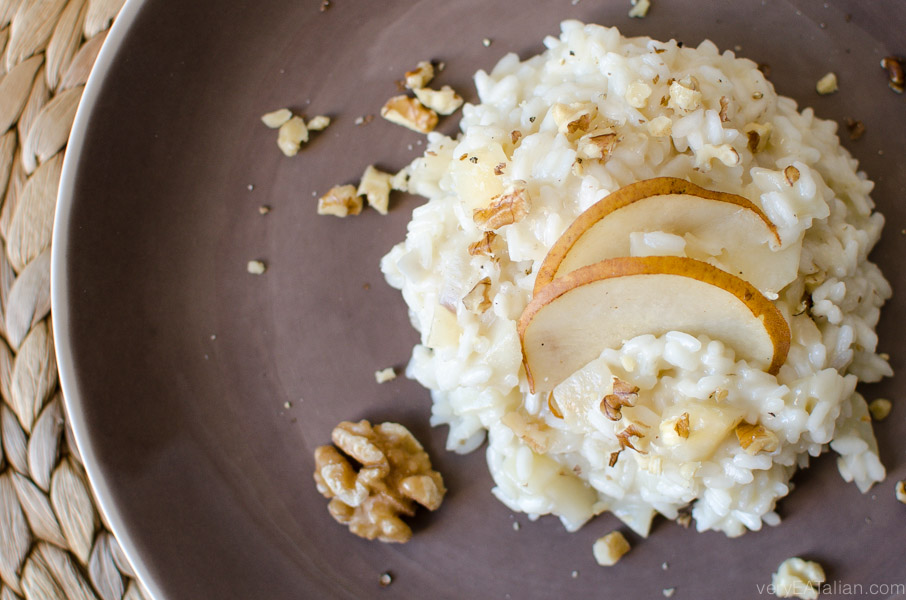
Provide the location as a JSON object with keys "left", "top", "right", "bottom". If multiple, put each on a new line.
{"left": 380, "top": 21, "right": 891, "bottom": 538}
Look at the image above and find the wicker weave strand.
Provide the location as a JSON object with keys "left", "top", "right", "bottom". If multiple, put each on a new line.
{"left": 0, "top": 0, "right": 147, "bottom": 599}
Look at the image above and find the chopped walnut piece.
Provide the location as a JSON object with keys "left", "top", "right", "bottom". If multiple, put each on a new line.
{"left": 816, "top": 72, "right": 838, "bottom": 95}
{"left": 675, "top": 510, "right": 692, "bottom": 528}
{"left": 625, "top": 81, "right": 652, "bottom": 108}
{"left": 390, "top": 166, "right": 411, "bottom": 192}
{"left": 718, "top": 96, "right": 730, "bottom": 122}
{"left": 577, "top": 130, "right": 618, "bottom": 161}
{"left": 668, "top": 76, "right": 702, "bottom": 112}
{"left": 374, "top": 368, "right": 397, "bottom": 383}
{"left": 381, "top": 95, "right": 439, "bottom": 134}
{"left": 674, "top": 412, "right": 690, "bottom": 439}
{"left": 735, "top": 422, "right": 779, "bottom": 455}
{"left": 404, "top": 60, "right": 435, "bottom": 90}
{"left": 593, "top": 531, "right": 631, "bottom": 566}
{"left": 306, "top": 115, "right": 331, "bottom": 131}
{"left": 600, "top": 377, "right": 639, "bottom": 421}
{"left": 473, "top": 187, "right": 531, "bottom": 231}
{"left": 694, "top": 144, "right": 740, "bottom": 171}
{"left": 247, "top": 260, "right": 266, "bottom": 275}
{"left": 261, "top": 108, "right": 292, "bottom": 128}
{"left": 844, "top": 117, "right": 865, "bottom": 141}
{"left": 784, "top": 165, "right": 800, "bottom": 186}
{"left": 647, "top": 115, "right": 672, "bottom": 137}
{"left": 357, "top": 165, "right": 394, "bottom": 215}
{"left": 744, "top": 122, "right": 772, "bottom": 153}
{"left": 772, "top": 557, "right": 826, "bottom": 600}
{"left": 414, "top": 86, "right": 464, "bottom": 115}
{"left": 550, "top": 102, "right": 597, "bottom": 136}
{"left": 613, "top": 422, "right": 647, "bottom": 464}
{"left": 868, "top": 398, "right": 892, "bottom": 421}
{"left": 314, "top": 420, "right": 446, "bottom": 543}
{"left": 317, "top": 184, "right": 363, "bottom": 217}
{"left": 462, "top": 277, "right": 492, "bottom": 313}
{"left": 277, "top": 116, "right": 309, "bottom": 156}
{"left": 627, "top": 0, "right": 650, "bottom": 18}
{"left": 511, "top": 130, "right": 522, "bottom": 144}
{"left": 896, "top": 480, "right": 906, "bottom": 504}
{"left": 881, "top": 56, "right": 904, "bottom": 93}
{"left": 494, "top": 162, "right": 506, "bottom": 176}
{"left": 467, "top": 231, "right": 504, "bottom": 258}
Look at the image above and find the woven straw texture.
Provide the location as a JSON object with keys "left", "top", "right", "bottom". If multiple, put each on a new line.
{"left": 0, "top": 0, "right": 149, "bottom": 599}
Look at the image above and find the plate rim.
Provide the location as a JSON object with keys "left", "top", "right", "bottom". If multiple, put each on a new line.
{"left": 50, "top": 0, "right": 163, "bottom": 598}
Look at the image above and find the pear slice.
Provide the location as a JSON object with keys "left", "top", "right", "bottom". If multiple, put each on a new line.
{"left": 519, "top": 256, "right": 791, "bottom": 393}
{"left": 533, "top": 177, "right": 800, "bottom": 296}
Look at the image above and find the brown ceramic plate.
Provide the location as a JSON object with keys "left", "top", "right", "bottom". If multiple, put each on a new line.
{"left": 53, "top": 1, "right": 905, "bottom": 598}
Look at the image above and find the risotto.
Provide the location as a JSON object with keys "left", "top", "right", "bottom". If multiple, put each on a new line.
{"left": 380, "top": 21, "right": 891, "bottom": 538}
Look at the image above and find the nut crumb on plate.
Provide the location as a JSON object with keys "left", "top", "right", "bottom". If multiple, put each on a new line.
{"left": 896, "top": 480, "right": 906, "bottom": 504}
{"left": 277, "top": 116, "right": 309, "bottom": 156}
{"left": 313, "top": 420, "right": 446, "bottom": 543}
{"left": 413, "top": 85, "right": 464, "bottom": 115}
{"left": 628, "top": 0, "right": 650, "bottom": 18}
{"left": 247, "top": 260, "right": 266, "bottom": 275}
{"left": 374, "top": 368, "right": 397, "bottom": 383}
{"left": 771, "top": 557, "right": 826, "bottom": 600}
{"left": 381, "top": 95, "right": 439, "bottom": 133}
{"left": 405, "top": 60, "right": 435, "bottom": 90}
{"left": 880, "top": 56, "right": 904, "bottom": 93}
{"left": 317, "top": 184, "right": 362, "bottom": 217}
{"left": 816, "top": 72, "right": 838, "bottom": 95}
{"left": 307, "top": 115, "right": 331, "bottom": 131}
{"left": 357, "top": 165, "right": 394, "bottom": 215}
{"left": 261, "top": 108, "right": 292, "bottom": 128}
{"left": 592, "top": 531, "right": 631, "bottom": 566}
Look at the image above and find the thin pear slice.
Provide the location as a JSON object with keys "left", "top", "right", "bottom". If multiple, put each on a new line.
{"left": 519, "top": 256, "right": 791, "bottom": 393}
{"left": 533, "top": 177, "right": 800, "bottom": 296}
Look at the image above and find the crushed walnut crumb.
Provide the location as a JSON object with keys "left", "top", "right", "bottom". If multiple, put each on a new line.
{"left": 357, "top": 165, "right": 394, "bottom": 215}
{"left": 784, "top": 165, "right": 801, "bottom": 186}
{"left": 896, "top": 480, "right": 906, "bottom": 504}
{"left": 381, "top": 95, "right": 439, "bottom": 133}
{"left": 735, "top": 422, "right": 779, "bottom": 455}
{"left": 718, "top": 96, "right": 730, "bottom": 122}
{"left": 374, "top": 368, "right": 397, "bottom": 384}
{"left": 577, "top": 131, "right": 618, "bottom": 161}
{"left": 844, "top": 117, "right": 865, "bottom": 140}
{"left": 694, "top": 144, "right": 740, "bottom": 171}
{"left": 404, "top": 60, "right": 435, "bottom": 90}
{"left": 317, "top": 184, "right": 362, "bottom": 217}
{"left": 881, "top": 56, "right": 904, "bottom": 94}
{"left": 462, "top": 277, "right": 492, "bottom": 313}
{"left": 593, "top": 531, "right": 631, "bottom": 566}
{"left": 247, "top": 260, "right": 266, "bottom": 275}
{"left": 307, "top": 115, "right": 331, "bottom": 131}
{"left": 628, "top": 0, "right": 650, "bottom": 19}
{"left": 473, "top": 187, "right": 531, "bottom": 231}
{"left": 414, "top": 86, "right": 464, "bottom": 115}
{"left": 468, "top": 231, "right": 503, "bottom": 258}
{"left": 772, "top": 557, "right": 826, "bottom": 600}
{"left": 674, "top": 412, "right": 690, "bottom": 439}
{"left": 816, "top": 72, "right": 838, "bottom": 95}
{"left": 600, "top": 378, "right": 639, "bottom": 421}
{"left": 668, "top": 76, "right": 702, "bottom": 112}
{"left": 744, "top": 122, "right": 772, "bottom": 153}
{"left": 277, "top": 116, "right": 309, "bottom": 156}
{"left": 261, "top": 108, "right": 292, "bottom": 128}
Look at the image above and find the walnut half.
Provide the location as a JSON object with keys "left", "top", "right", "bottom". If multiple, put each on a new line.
{"left": 314, "top": 420, "right": 446, "bottom": 543}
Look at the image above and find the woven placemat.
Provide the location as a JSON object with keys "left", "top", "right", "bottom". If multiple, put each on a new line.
{"left": 0, "top": 0, "right": 148, "bottom": 598}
